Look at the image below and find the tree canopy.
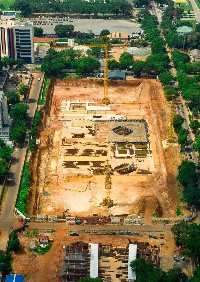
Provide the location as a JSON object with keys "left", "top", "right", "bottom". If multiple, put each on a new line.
{"left": 72, "top": 56, "right": 100, "bottom": 74}
{"left": 130, "top": 258, "right": 187, "bottom": 282}
{"left": 171, "top": 222, "right": 200, "bottom": 257}
{"left": 177, "top": 160, "right": 197, "bottom": 187}
{"left": 4, "top": 90, "right": 20, "bottom": 108}
{"left": 173, "top": 114, "right": 184, "bottom": 133}
{"left": 16, "top": 83, "right": 30, "bottom": 100}
{"left": 0, "top": 159, "right": 9, "bottom": 184}
{"left": 34, "top": 27, "right": 44, "bottom": 37}
{"left": 13, "top": 0, "right": 133, "bottom": 18}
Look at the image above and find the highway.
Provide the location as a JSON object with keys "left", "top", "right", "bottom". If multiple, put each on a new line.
{"left": 0, "top": 72, "right": 43, "bottom": 254}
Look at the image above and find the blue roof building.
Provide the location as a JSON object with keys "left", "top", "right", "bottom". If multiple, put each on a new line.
{"left": 6, "top": 274, "right": 24, "bottom": 282}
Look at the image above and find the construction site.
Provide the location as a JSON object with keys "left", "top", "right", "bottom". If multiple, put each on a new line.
{"left": 29, "top": 77, "right": 180, "bottom": 220}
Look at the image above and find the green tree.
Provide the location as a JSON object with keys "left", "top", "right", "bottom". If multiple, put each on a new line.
{"left": 182, "top": 186, "right": 200, "bottom": 206}
{"left": 119, "top": 52, "right": 133, "bottom": 70}
{"left": 2, "top": 57, "right": 15, "bottom": 68}
{"left": 193, "top": 137, "right": 200, "bottom": 153}
{"left": 34, "top": 27, "right": 44, "bottom": 37}
{"left": 173, "top": 114, "right": 184, "bottom": 133}
{"left": 15, "top": 58, "right": 24, "bottom": 69}
{"left": 0, "top": 253, "right": 12, "bottom": 277}
{"left": 172, "top": 222, "right": 200, "bottom": 257}
{"left": 186, "top": 31, "right": 200, "bottom": 50}
{"left": 151, "top": 37, "right": 166, "bottom": 54}
{"left": 10, "top": 120, "right": 27, "bottom": 143}
{"left": 177, "top": 160, "right": 197, "bottom": 187}
{"left": 41, "top": 49, "right": 67, "bottom": 76}
{"left": 0, "top": 145, "right": 13, "bottom": 161}
{"left": 164, "top": 268, "right": 187, "bottom": 282}
{"left": 86, "top": 47, "right": 102, "bottom": 58}
{"left": 5, "top": 90, "right": 20, "bottom": 107}
{"left": 54, "top": 24, "right": 74, "bottom": 38}
{"left": 7, "top": 232, "right": 20, "bottom": 252}
{"left": 10, "top": 103, "right": 29, "bottom": 121}
{"left": 136, "top": 9, "right": 151, "bottom": 21}
{"left": 190, "top": 120, "right": 200, "bottom": 134}
{"left": 178, "top": 128, "right": 187, "bottom": 146}
{"left": 16, "top": 83, "right": 30, "bottom": 100}
{"left": 130, "top": 258, "right": 165, "bottom": 282}
{"left": 158, "top": 72, "right": 174, "bottom": 86}
{"left": 12, "top": 0, "right": 31, "bottom": 17}
{"left": 132, "top": 61, "right": 145, "bottom": 77}
{"left": 133, "top": 0, "right": 151, "bottom": 8}
{"left": 191, "top": 266, "right": 200, "bottom": 281}
{"left": 100, "top": 29, "right": 110, "bottom": 37}
{"left": 108, "top": 59, "right": 120, "bottom": 70}
{"left": 0, "top": 159, "right": 9, "bottom": 184}
{"left": 72, "top": 56, "right": 100, "bottom": 74}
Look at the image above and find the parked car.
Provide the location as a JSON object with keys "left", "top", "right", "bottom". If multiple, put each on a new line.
{"left": 70, "top": 232, "right": 79, "bottom": 236}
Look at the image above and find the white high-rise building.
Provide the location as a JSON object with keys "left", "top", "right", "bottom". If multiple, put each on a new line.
{"left": 0, "top": 91, "right": 10, "bottom": 141}
{"left": 0, "top": 20, "right": 35, "bottom": 63}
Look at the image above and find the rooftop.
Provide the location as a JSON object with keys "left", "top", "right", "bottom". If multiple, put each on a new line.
{"left": 177, "top": 26, "right": 193, "bottom": 33}
{"left": 6, "top": 274, "right": 24, "bottom": 282}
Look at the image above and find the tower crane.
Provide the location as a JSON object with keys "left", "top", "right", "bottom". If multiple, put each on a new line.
{"left": 100, "top": 161, "right": 136, "bottom": 208}
{"left": 89, "top": 36, "right": 127, "bottom": 105}
{"left": 51, "top": 36, "right": 127, "bottom": 105}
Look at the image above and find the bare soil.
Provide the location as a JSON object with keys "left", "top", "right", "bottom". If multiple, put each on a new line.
{"left": 28, "top": 78, "right": 181, "bottom": 221}
{"left": 12, "top": 228, "right": 176, "bottom": 282}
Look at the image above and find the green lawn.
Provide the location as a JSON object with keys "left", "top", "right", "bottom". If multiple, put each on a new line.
{"left": 176, "top": 1, "right": 193, "bottom": 13}
{"left": 0, "top": 0, "right": 15, "bottom": 10}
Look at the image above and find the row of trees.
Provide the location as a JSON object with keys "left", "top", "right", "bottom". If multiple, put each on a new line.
{"left": 131, "top": 258, "right": 188, "bottom": 282}
{"left": 12, "top": 0, "right": 132, "bottom": 18}
{"left": 1, "top": 57, "right": 24, "bottom": 69}
{"left": 41, "top": 48, "right": 100, "bottom": 76}
{"left": 0, "top": 140, "right": 13, "bottom": 184}
{"left": 177, "top": 160, "right": 200, "bottom": 206}
{"left": 0, "top": 232, "right": 20, "bottom": 277}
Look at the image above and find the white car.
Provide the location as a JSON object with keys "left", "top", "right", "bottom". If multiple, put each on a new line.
{"left": 38, "top": 78, "right": 41, "bottom": 81}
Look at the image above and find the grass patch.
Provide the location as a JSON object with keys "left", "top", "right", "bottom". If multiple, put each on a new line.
{"left": 16, "top": 162, "right": 31, "bottom": 216}
{"left": 25, "top": 231, "right": 39, "bottom": 238}
{"left": 34, "top": 243, "right": 52, "bottom": 255}
{"left": 38, "top": 78, "right": 50, "bottom": 105}
{"left": 0, "top": 0, "right": 15, "bottom": 10}
{"left": 175, "top": 1, "right": 193, "bottom": 13}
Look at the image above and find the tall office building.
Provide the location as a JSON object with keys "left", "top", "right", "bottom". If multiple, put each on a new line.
{"left": 0, "top": 91, "right": 10, "bottom": 141}
{"left": 0, "top": 20, "right": 34, "bottom": 63}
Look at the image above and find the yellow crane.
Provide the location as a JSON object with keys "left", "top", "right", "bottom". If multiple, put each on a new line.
{"left": 89, "top": 36, "right": 127, "bottom": 105}
{"left": 51, "top": 36, "right": 127, "bottom": 104}
{"left": 101, "top": 161, "right": 136, "bottom": 208}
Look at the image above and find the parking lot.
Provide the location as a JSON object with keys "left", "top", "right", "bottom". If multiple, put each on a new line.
{"left": 31, "top": 18, "right": 140, "bottom": 35}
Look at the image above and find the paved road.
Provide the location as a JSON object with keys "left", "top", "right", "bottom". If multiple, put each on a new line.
{"left": 189, "top": 0, "right": 200, "bottom": 22}
{"left": 28, "top": 221, "right": 172, "bottom": 232}
{"left": 0, "top": 72, "right": 43, "bottom": 254}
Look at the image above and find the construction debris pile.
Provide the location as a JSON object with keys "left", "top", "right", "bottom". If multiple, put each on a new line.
{"left": 114, "top": 163, "right": 136, "bottom": 175}
{"left": 112, "top": 125, "right": 133, "bottom": 136}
